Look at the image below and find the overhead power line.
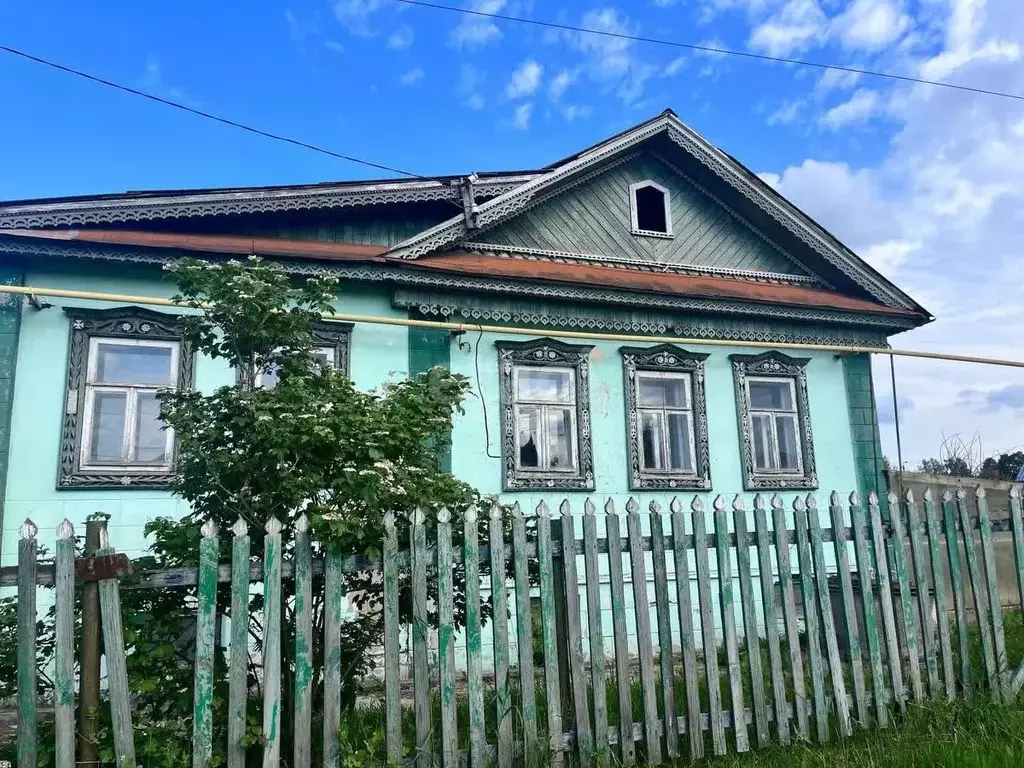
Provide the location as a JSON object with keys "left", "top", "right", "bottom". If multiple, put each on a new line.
{"left": 396, "top": 0, "right": 1024, "bottom": 103}
{"left": 0, "top": 44, "right": 426, "bottom": 178}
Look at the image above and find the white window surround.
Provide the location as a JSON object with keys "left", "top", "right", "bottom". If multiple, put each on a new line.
{"left": 629, "top": 179, "right": 673, "bottom": 238}
{"left": 636, "top": 370, "right": 697, "bottom": 475}
{"left": 745, "top": 376, "right": 803, "bottom": 475}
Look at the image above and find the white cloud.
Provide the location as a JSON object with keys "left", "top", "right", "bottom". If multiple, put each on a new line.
{"left": 458, "top": 64, "right": 486, "bottom": 110}
{"left": 549, "top": 69, "right": 576, "bottom": 101}
{"left": 661, "top": 55, "right": 688, "bottom": 77}
{"left": 449, "top": 0, "right": 506, "bottom": 49}
{"left": 767, "top": 99, "right": 804, "bottom": 126}
{"left": 512, "top": 102, "right": 533, "bottom": 130}
{"left": 820, "top": 88, "right": 881, "bottom": 129}
{"left": 749, "top": 0, "right": 828, "bottom": 56}
{"left": 333, "top": 0, "right": 385, "bottom": 36}
{"left": 816, "top": 67, "right": 862, "bottom": 92}
{"left": 862, "top": 238, "right": 921, "bottom": 274}
{"left": 832, "top": 0, "right": 911, "bottom": 51}
{"left": 325, "top": 40, "right": 345, "bottom": 53}
{"left": 400, "top": 67, "right": 425, "bottom": 86}
{"left": 506, "top": 60, "right": 543, "bottom": 99}
{"left": 387, "top": 25, "right": 415, "bottom": 49}
{"left": 568, "top": 8, "right": 658, "bottom": 105}
{"left": 139, "top": 55, "right": 187, "bottom": 102}
{"left": 562, "top": 104, "right": 593, "bottom": 121}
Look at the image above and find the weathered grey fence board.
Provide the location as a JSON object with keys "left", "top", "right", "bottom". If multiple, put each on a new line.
{"left": 977, "top": 489, "right": 1008, "bottom": 699}
{"left": 849, "top": 495, "right": 887, "bottom": 728}
{"left": 773, "top": 495, "right": 809, "bottom": 741}
{"left": 538, "top": 502, "right": 565, "bottom": 767}
{"left": 733, "top": 496, "right": 768, "bottom": 748}
{"left": 754, "top": 496, "right": 789, "bottom": 746}
{"left": 583, "top": 500, "right": 609, "bottom": 762}
{"left": 888, "top": 492, "right": 923, "bottom": 704}
{"left": 670, "top": 498, "right": 703, "bottom": 760}
{"left": 293, "top": 516, "right": 313, "bottom": 768}
{"left": 228, "top": 519, "right": 251, "bottom": 768}
{"left": 97, "top": 541, "right": 136, "bottom": 768}
{"left": 649, "top": 501, "right": 679, "bottom": 760}
{"left": 942, "top": 491, "right": 972, "bottom": 695}
{"left": 383, "top": 512, "right": 403, "bottom": 765}
{"left": 18, "top": 521, "right": 38, "bottom": 768}
{"left": 192, "top": 521, "right": 218, "bottom": 768}
{"left": 869, "top": 492, "right": 906, "bottom": 712}
{"left": 715, "top": 497, "right": 749, "bottom": 754}
{"left": 693, "top": 497, "right": 727, "bottom": 755}
{"left": 793, "top": 497, "right": 828, "bottom": 743}
{"left": 54, "top": 520, "right": 75, "bottom": 768}
{"left": 511, "top": 503, "right": 539, "bottom": 767}
{"left": 489, "top": 502, "right": 513, "bottom": 768}
{"left": 829, "top": 493, "right": 867, "bottom": 727}
{"left": 627, "top": 498, "right": 662, "bottom": 764}
{"left": 261, "top": 518, "right": 282, "bottom": 768}
{"left": 437, "top": 508, "right": 459, "bottom": 768}
{"left": 923, "top": 490, "right": 955, "bottom": 701}
{"left": 957, "top": 489, "right": 998, "bottom": 697}
{"left": 411, "top": 509, "right": 433, "bottom": 766}
{"left": 560, "top": 503, "right": 594, "bottom": 767}
{"left": 465, "top": 506, "right": 487, "bottom": 766}
{"left": 905, "top": 493, "right": 939, "bottom": 699}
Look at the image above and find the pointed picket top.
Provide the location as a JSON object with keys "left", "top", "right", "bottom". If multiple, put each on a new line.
{"left": 465, "top": 504, "right": 479, "bottom": 523}
{"left": 886, "top": 490, "right": 899, "bottom": 507}
{"left": 559, "top": 499, "right": 572, "bottom": 518}
{"left": 510, "top": 501, "right": 522, "bottom": 519}
{"left": 411, "top": 507, "right": 425, "bottom": 526}
{"left": 489, "top": 499, "right": 502, "bottom": 521}
{"left": 955, "top": 486, "right": 967, "bottom": 501}
{"left": 867, "top": 490, "right": 879, "bottom": 506}
{"left": 437, "top": 506, "right": 451, "bottom": 524}
{"left": 806, "top": 494, "right": 818, "bottom": 512}
{"left": 265, "top": 516, "right": 283, "bottom": 535}
{"left": 754, "top": 493, "right": 766, "bottom": 511}
{"left": 294, "top": 514, "right": 309, "bottom": 533}
{"left": 201, "top": 519, "right": 218, "bottom": 539}
{"left": 383, "top": 511, "right": 396, "bottom": 530}
{"left": 649, "top": 499, "right": 662, "bottom": 515}
{"left": 604, "top": 498, "right": 617, "bottom": 516}
{"left": 923, "top": 487, "right": 934, "bottom": 502}
{"left": 732, "top": 494, "right": 744, "bottom": 512}
{"left": 584, "top": 498, "right": 596, "bottom": 516}
{"left": 99, "top": 525, "right": 110, "bottom": 549}
{"left": 1011, "top": 485, "right": 1020, "bottom": 500}
{"left": 850, "top": 490, "right": 861, "bottom": 506}
{"left": 19, "top": 518, "right": 38, "bottom": 540}
{"left": 942, "top": 489, "right": 954, "bottom": 503}
{"left": 771, "top": 493, "right": 784, "bottom": 511}
{"left": 904, "top": 488, "right": 915, "bottom": 503}
{"left": 830, "top": 490, "right": 841, "bottom": 507}
{"left": 976, "top": 485, "right": 987, "bottom": 499}
{"left": 232, "top": 517, "right": 248, "bottom": 538}
{"left": 669, "top": 496, "right": 683, "bottom": 514}
{"left": 625, "top": 497, "right": 640, "bottom": 515}
{"left": 690, "top": 496, "right": 703, "bottom": 513}
{"left": 712, "top": 495, "right": 725, "bottom": 512}
{"left": 56, "top": 518, "right": 74, "bottom": 540}
{"left": 792, "top": 495, "right": 806, "bottom": 512}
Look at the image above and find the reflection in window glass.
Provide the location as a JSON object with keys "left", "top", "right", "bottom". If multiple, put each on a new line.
{"left": 635, "top": 371, "right": 695, "bottom": 474}
{"left": 512, "top": 366, "right": 578, "bottom": 473}
{"left": 96, "top": 343, "right": 173, "bottom": 386}
{"left": 89, "top": 392, "right": 127, "bottom": 462}
{"left": 517, "top": 369, "right": 572, "bottom": 402}
{"left": 747, "top": 377, "right": 802, "bottom": 475}
{"left": 135, "top": 393, "right": 167, "bottom": 463}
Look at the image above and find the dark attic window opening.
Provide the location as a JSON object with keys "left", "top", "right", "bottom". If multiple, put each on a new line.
{"left": 632, "top": 183, "right": 671, "bottom": 236}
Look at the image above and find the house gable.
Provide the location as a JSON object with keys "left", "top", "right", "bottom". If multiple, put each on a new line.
{"left": 473, "top": 152, "right": 813, "bottom": 280}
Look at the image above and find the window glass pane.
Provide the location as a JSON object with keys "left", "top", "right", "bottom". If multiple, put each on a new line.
{"left": 667, "top": 412, "right": 693, "bottom": 471}
{"left": 313, "top": 346, "right": 336, "bottom": 368}
{"left": 641, "top": 411, "right": 665, "bottom": 470}
{"left": 517, "top": 369, "right": 572, "bottom": 402}
{"left": 749, "top": 380, "right": 793, "bottom": 410}
{"left": 134, "top": 393, "right": 168, "bottom": 463}
{"left": 516, "top": 406, "right": 541, "bottom": 468}
{"left": 546, "top": 408, "right": 574, "bottom": 470}
{"left": 96, "top": 343, "right": 173, "bottom": 386}
{"left": 89, "top": 392, "right": 127, "bottom": 462}
{"left": 751, "top": 414, "right": 776, "bottom": 471}
{"left": 638, "top": 375, "right": 688, "bottom": 408}
{"left": 258, "top": 367, "right": 281, "bottom": 389}
{"left": 776, "top": 415, "right": 801, "bottom": 472}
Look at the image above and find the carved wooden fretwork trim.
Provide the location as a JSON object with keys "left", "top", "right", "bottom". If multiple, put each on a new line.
{"left": 730, "top": 350, "right": 818, "bottom": 491}
{"left": 620, "top": 345, "right": 712, "bottom": 491}
{"left": 496, "top": 338, "right": 595, "bottom": 491}
{"left": 58, "top": 306, "right": 195, "bottom": 490}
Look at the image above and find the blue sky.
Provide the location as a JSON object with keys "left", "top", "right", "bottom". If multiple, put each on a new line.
{"left": 2, "top": 0, "right": 1024, "bottom": 467}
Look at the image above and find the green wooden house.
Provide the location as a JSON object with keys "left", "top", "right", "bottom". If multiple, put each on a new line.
{"left": 0, "top": 109, "right": 930, "bottom": 566}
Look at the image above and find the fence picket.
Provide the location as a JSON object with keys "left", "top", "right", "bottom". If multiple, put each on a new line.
{"left": 192, "top": 521, "right": 218, "bottom": 768}
{"left": 293, "top": 516, "right": 313, "bottom": 768}
{"left": 829, "top": 492, "right": 867, "bottom": 727}
{"left": 942, "top": 491, "right": 972, "bottom": 695}
{"left": 807, "top": 496, "right": 852, "bottom": 739}
{"left": 754, "top": 495, "right": 789, "bottom": 746}
{"left": 868, "top": 492, "right": 906, "bottom": 712}
{"left": 537, "top": 502, "right": 565, "bottom": 765}
{"left": 411, "top": 508, "right": 433, "bottom": 766}
{"left": 18, "top": 519, "right": 38, "bottom": 768}
{"left": 670, "top": 497, "right": 703, "bottom": 759}
{"left": 773, "top": 495, "right": 809, "bottom": 741}
{"left": 605, "top": 499, "right": 635, "bottom": 766}
{"left": 849, "top": 494, "right": 887, "bottom": 728}
{"left": 261, "top": 517, "right": 283, "bottom": 768}
{"left": 733, "top": 496, "right": 768, "bottom": 748}
{"left": 888, "top": 492, "right": 923, "bottom": 704}
{"left": 793, "top": 497, "right": 828, "bottom": 743}
{"left": 905, "top": 492, "right": 939, "bottom": 699}
{"left": 649, "top": 500, "right": 679, "bottom": 759}
{"left": 627, "top": 497, "right": 662, "bottom": 764}
{"left": 437, "top": 508, "right": 459, "bottom": 768}
{"left": 489, "top": 501, "right": 514, "bottom": 768}
{"left": 693, "top": 496, "right": 727, "bottom": 755}
{"left": 228, "top": 519, "right": 251, "bottom": 768}
{"left": 583, "top": 500, "right": 609, "bottom": 761}
{"left": 382, "top": 512, "right": 403, "bottom": 765}
{"left": 54, "top": 520, "right": 75, "bottom": 768}
{"left": 97, "top": 534, "right": 136, "bottom": 768}
{"left": 715, "top": 496, "right": 749, "bottom": 753}
{"left": 512, "top": 503, "right": 539, "bottom": 766}
{"left": 957, "top": 488, "right": 999, "bottom": 696}
{"left": 976, "top": 487, "right": 1008, "bottom": 700}
{"left": 559, "top": 501, "right": 593, "bottom": 766}
{"left": 465, "top": 505, "right": 487, "bottom": 766}
{"left": 923, "top": 490, "right": 955, "bottom": 701}
{"left": 1010, "top": 487, "right": 1024, "bottom": 696}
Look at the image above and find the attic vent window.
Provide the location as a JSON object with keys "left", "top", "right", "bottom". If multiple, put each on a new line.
{"left": 630, "top": 181, "right": 673, "bottom": 238}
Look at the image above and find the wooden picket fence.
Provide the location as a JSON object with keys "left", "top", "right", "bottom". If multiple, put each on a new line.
{"left": 9, "top": 485, "right": 1024, "bottom": 767}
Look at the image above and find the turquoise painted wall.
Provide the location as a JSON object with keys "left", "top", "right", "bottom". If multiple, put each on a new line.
{"left": 0, "top": 262, "right": 408, "bottom": 568}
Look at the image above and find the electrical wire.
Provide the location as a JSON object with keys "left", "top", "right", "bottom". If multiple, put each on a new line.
{"left": 472, "top": 324, "right": 502, "bottom": 459}
{"left": 395, "top": 0, "right": 1024, "bottom": 103}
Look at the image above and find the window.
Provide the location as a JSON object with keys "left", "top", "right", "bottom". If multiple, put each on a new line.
{"left": 248, "top": 321, "right": 353, "bottom": 388}
{"left": 731, "top": 351, "right": 817, "bottom": 491}
{"left": 59, "top": 307, "right": 195, "bottom": 489}
{"left": 621, "top": 345, "right": 711, "bottom": 490}
{"left": 629, "top": 180, "right": 672, "bottom": 237}
{"left": 497, "top": 338, "right": 594, "bottom": 491}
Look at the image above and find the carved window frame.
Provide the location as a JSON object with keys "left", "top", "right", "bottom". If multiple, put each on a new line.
{"left": 239, "top": 321, "right": 354, "bottom": 387}
{"left": 731, "top": 351, "right": 818, "bottom": 491}
{"left": 629, "top": 180, "right": 673, "bottom": 238}
{"left": 621, "top": 344, "right": 711, "bottom": 491}
{"left": 59, "top": 306, "right": 195, "bottom": 490}
{"left": 497, "top": 337, "right": 595, "bottom": 491}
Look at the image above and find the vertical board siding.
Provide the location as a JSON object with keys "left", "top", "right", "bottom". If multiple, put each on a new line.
{"left": 228, "top": 520, "right": 251, "bottom": 768}
{"left": 292, "top": 516, "right": 313, "bottom": 768}
{"left": 261, "top": 518, "right": 283, "bottom": 768}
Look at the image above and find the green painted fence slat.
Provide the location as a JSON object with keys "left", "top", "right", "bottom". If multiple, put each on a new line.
{"left": 293, "top": 515, "right": 313, "bottom": 768}
{"left": 942, "top": 491, "right": 972, "bottom": 695}
{"left": 714, "top": 496, "right": 749, "bottom": 753}
{"left": 888, "top": 492, "right": 923, "bottom": 705}
{"left": 828, "top": 493, "right": 867, "bottom": 728}
{"left": 323, "top": 544, "right": 344, "bottom": 767}
{"left": 438, "top": 508, "right": 459, "bottom": 768}
{"left": 773, "top": 495, "right": 809, "bottom": 741}
{"left": 261, "top": 517, "right": 282, "bottom": 768}
{"left": 537, "top": 502, "right": 565, "bottom": 767}
{"left": 583, "top": 500, "right": 609, "bottom": 762}
{"left": 976, "top": 488, "right": 1008, "bottom": 700}
{"left": 54, "top": 520, "right": 75, "bottom": 768}
{"left": 490, "top": 502, "right": 514, "bottom": 768}
{"left": 560, "top": 502, "right": 593, "bottom": 766}
{"left": 849, "top": 494, "right": 887, "bottom": 728}
{"left": 693, "top": 496, "right": 727, "bottom": 755}
{"left": 383, "top": 512, "right": 403, "bottom": 765}
{"left": 649, "top": 500, "right": 679, "bottom": 759}
{"left": 905, "top": 492, "right": 939, "bottom": 699}
{"left": 512, "top": 503, "right": 539, "bottom": 767}
{"left": 957, "top": 489, "right": 998, "bottom": 697}
{"left": 807, "top": 496, "right": 852, "bottom": 739}
{"left": 923, "top": 490, "right": 955, "bottom": 701}
{"left": 18, "top": 520, "right": 38, "bottom": 768}
{"left": 228, "top": 519, "right": 251, "bottom": 768}
{"left": 869, "top": 492, "right": 906, "bottom": 712}
{"left": 411, "top": 508, "right": 433, "bottom": 766}
{"left": 97, "top": 539, "right": 136, "bottom": 768}
{"left": 733, "top": 496, "right": 768, "bottom": 748}
{"left": 626, "top": 497, "right": 661, "bottom": 764}
{"left": 192, "top": 521, "right": 218, "bottom": 768}
{"left": 1009, "top": 487, "right": 1024, "bottom": 696}
{"left": 793, "top": 497, "right": 828, "bottom": 744}
{"left": 670, "top": 498, "right": 703, "bottom": 759}
{"left": 464, "top": 505, "right": 486, "bottom": 766}
{"left": 754, "top": 495, "right": 789, "bottom": 746}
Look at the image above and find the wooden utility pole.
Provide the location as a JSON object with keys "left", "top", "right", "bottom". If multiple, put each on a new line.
{"left": 78, "top": 519, "right": 104, "bottom": 762}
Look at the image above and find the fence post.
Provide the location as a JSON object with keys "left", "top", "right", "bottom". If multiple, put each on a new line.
{"left": 754, "top": 494, "right": 789, "bottom": 746}
{"left": 538, "top": 501, "right": 565, "bottom": 766}
{"left": 793, "top": 496, "right": 827, "bottom": 744}
{"left": 192, "top": 520, "right": 218, "bottom": 768}
{"left": 671, "top": 497, "right": 703, "bottom": 759}
{"left": 583, "top": 499, "right": 608, "bottom": 762}
{"left": 511, "top": 502, "right": 539, "bottom": 766}
{"left": 437, "top": 507, "right": 459, "bottom": 768}
{"left": 227, "top": 518, "right": 250, "bottom": 768}
{"left": 774, "top": 494, "right": 809, "bottom": 741}
{"left": 382, "top": 511, "right": 402, "bottom": 765}
{"left": 489, "top": 501, "right": 513, "bottom": 768}
{"left": 79, "top": 518, "right": 105, "bottom": 763}
{"left": 17, "top": 519, "right": 38, "bottom": 768}
{"left": 693, "top": 496, "right": 726, "bottom": 755}
{"left": 714, "top": 495, "right": 748, "bottom": 753}
{"left": 733, "top": 495, "right": 768, "bottom": 749}
{"left": 293, "top": 514, "right": 313, "bottom": 768}
{"left": 54, "top": 519, "right": 75, "bottom": 768}
{"left": 411, "top": 507, "right": 433, "bottom": 767}
{"left": 464, "top": 505, "right": 487, "bottom": 767}
{"left": 976, "top": 487, "right": 1008, "bottom": 699}
{"left": 97, "top": 530, "right": 136, "bottom": 767}
{"left": 605, "top": 500, "right": 633, "bottom": 765}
